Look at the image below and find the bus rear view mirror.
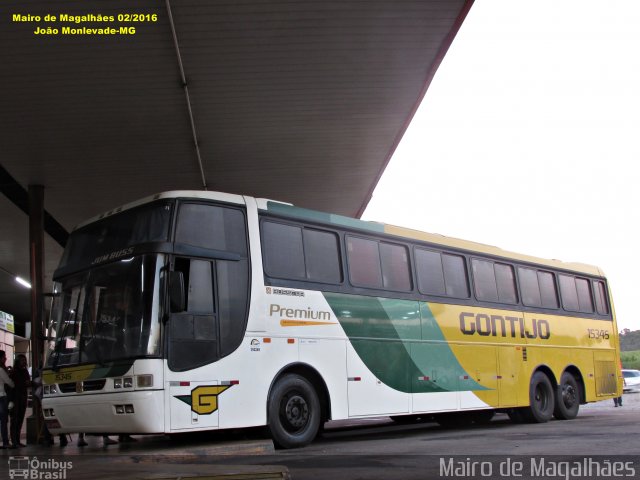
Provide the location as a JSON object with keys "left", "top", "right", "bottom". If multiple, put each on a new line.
{"left": 168, "top": 271, "right": 186, "bottom": 313}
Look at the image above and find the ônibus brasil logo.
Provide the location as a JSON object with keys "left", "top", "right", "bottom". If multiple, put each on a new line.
{"left": 8, "top": 456, "right": 73, "bottom": 480}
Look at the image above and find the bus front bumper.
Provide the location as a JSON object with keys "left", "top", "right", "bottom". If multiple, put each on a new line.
{"left": 43, "top": 390, "right": 165, "bottom": 434}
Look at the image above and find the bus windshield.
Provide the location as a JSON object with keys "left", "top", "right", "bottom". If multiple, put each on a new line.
{"left": 56, "top": 200, "right": 173, "bottom": 276}
{"left": 46, "top": 254, "right": 163, "bottom": 368}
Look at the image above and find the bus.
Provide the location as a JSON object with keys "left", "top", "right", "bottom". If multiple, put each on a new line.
{"left": 42, "top": 190, "right": 622, "bottom": 448}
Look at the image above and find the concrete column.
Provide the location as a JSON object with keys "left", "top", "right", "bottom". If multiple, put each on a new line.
{"left": 28, "top": 184, "right": 44, "bottom": 444}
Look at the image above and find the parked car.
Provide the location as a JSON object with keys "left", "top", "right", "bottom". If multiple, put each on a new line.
{"left": 622, "top": 369, "right": 640, "bottom": 392}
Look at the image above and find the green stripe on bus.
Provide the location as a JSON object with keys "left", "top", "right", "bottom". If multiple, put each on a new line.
{"left": 323, "top": 293, "right": 486, "bottom": 394}
{"left": 265, "top": 202, "right": 385, "bottom": 234}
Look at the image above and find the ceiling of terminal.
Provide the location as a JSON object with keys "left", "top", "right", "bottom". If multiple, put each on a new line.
{"left": 0, "top": 0, "right": 473, "bottom": 331}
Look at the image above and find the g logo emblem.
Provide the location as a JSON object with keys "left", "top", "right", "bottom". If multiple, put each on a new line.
{"left": 191, "top": 385, "right": 230, "bottom": 415}
{"left": 175, "top": 385, "right": 232, "bottom": 415}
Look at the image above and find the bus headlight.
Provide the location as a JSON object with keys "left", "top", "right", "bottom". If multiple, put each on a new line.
{"left": 45, "top": 385, "right": 58, "bottom": 395}
{"left": 113, "top": 377, "right": 136, "bottom": 389}
{"left": 136, "top": 375, "right": 153, "bottom": 388}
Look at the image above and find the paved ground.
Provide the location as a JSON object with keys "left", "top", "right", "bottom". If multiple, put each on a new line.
{"left": 2, "top": 393, "right": 639, "bottom": 479}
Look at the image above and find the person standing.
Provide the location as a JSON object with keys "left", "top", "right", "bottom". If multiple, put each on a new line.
{"left": 0, "top": 350, "right": 15, "bottom": 449}
{"left": 614, "top": 377, "right": 627, "bottom": 407}
{"left": 9, "top": 354, "right": 30, "bottom": 448}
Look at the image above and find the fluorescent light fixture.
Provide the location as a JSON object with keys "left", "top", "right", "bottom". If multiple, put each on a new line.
{"left": 15, "top": 276, "right": 32, "bottom": 289}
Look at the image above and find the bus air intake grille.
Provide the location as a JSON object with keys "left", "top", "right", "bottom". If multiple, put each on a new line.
{"left": 58, "top": 379, "right": 106, "bottom": 393}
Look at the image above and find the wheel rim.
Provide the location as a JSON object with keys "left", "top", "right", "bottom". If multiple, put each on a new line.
{"left": 534, "top": 384, "right": 550, "bottom": 411}
{"left": 562, "top": 383, "right": 577, "bottom": 408}
{"left": 281, "top": 393, "right": 309, "bottom": 432}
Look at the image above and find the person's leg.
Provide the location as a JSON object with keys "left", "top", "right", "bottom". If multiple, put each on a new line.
{"left": 76, "top": 433, "right": 87, "bottom": 447}
{"left": 10, "top": 398, "right": 28, "bottom": 446}
{"left": 9, "top": 403, "right": 18, "bottom": 446}
{"left": 17, "top": 400, "right": 27, "bottom": 446}
{"left": 0, "top": 397, "right": 9, "bottom": 447}
{"left": 42, "top": 424, "right": 53, "bottom": 445}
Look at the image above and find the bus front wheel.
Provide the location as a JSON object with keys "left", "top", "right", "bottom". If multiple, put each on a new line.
{"left": 525, "top": 371, "right": 555, "bottom": 423}
{"left": 268, "top": 374, "right": 321, "bottom": 449}
{"left": 553, "top": 372, "right": 580, "bottom": 420}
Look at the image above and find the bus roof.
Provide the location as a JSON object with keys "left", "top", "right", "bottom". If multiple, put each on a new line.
{"left": 73, "top": 190, "right": 246, "bottom": 230}
{"left": 73, "top": 190, "right": 604, "bottom": 278}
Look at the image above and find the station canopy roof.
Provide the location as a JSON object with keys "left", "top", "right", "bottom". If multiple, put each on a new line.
{"left": 0, "top": 0, "right": 473, "bottom": 329}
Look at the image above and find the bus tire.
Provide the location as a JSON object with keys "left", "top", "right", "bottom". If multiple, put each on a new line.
{"left": 268, "top": 374, "right": 321, "bottom": 449}
{"left": 525, "top": 371, "right": 555, "bottom": 423}
{"left": 553, "top": 372, "right": 580, "bottom": 420}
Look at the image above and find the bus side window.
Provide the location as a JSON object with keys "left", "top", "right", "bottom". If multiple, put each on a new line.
{"left": 415, "top": 249, "right": 469, "bottom": 298}
{"left": 575, "top": 277, "right": 594, "bottom": 313}
{"left": 186, "top": 260, "right": 214, "bottom": 314}
{"left": 346, "top": 236, "right": 383, "bottom": 289}
{"left": 495, "top": 263, "right": 518, "bottom": 304}
{"left": 538, "top": 271, "right": 559, "bottom": 309}
{"left": 472, "top": 258, "right": 499, "bottom": 302}
{"left": 261, "top": 221, "right": 342, "bottom": 284}
{"left": 380, "top": 242, "right": 412, "bottom": 291}
{"left": 594, "top": 280, "right": 609, "bottom": 315}
{"left": 415, "top": 248, "right": 446, "bottom": 296}
{"left": 262, "top": 221, "right": 306, "bottom": 279}
{"left": 519, "top": 267, "right": 542, "bottom": 307}
{"left": 176, "top": 203, "right": 247, "bottom": 255}
{"left": 559, "top": 274, "right": 593, "bottom": 313}
{"left": 442, "top": 253, "right": 469, "bottom": 298}
{"left": 472, "top": 259, "right": 517, "bottom": 305}
{"left": 303, "top": 228, "right": 342, "bottom": 284}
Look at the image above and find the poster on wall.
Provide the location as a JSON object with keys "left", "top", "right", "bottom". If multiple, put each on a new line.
{"left": 0, "top": 310, "right": 15, "bottom": 333}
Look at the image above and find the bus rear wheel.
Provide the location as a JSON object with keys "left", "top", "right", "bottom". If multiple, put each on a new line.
{"left": 268, "top": 374, "right": 321, "bottom": 449}
{"left": 553, "top": 372, "right": 580, "bottom": 420}
{"left": 524, "top": 371, "right": 555, "bottom": 423}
